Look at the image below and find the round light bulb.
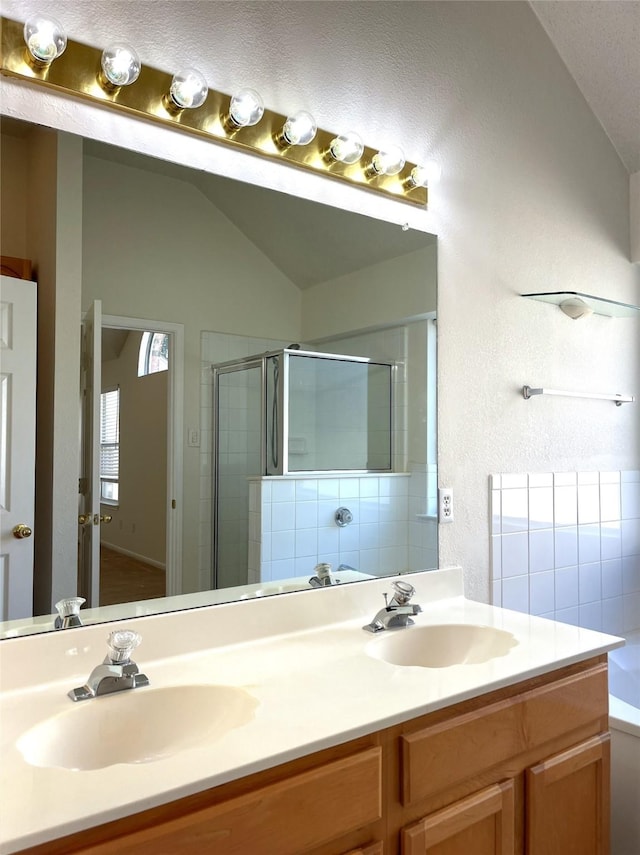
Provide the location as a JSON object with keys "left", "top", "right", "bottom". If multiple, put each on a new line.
{"left": 23, "top": 15, "right": 67, "bottom": 64}
{"left": 409, "top": 160, "right": 441, "bottom": 187}
{"left": 228, "top": 88, "right": 264, "bottom": 128}
{"left": 169, "top": 68, "right": 208, "bottom": 110}
{"left": 329, "top": 131, "right": 364, "bottom": 164}
{"left": 100, "top": 43, "right": 141, "bottom": 88}
{"left": 371, "top": 146, "right": 405, "bottom": 176}
{"left": 408, "top": 165, "right": 429, "bottom": 188}
{"left": 282, "top": 111, "right": 317, "bottom": 146}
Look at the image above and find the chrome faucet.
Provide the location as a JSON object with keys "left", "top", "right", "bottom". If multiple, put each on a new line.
{"left": 68, "top": 630, "right": 150, "bottom": 702}
{"left": 309, "top": 562, "right": 340, "bottom": 587}
{"left": 363, "top": 580, "right": 422, "bottom": 633}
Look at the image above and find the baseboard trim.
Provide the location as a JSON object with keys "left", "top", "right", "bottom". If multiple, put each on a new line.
{"left": 101, "top": 542, "right": 166, "bottom": 572}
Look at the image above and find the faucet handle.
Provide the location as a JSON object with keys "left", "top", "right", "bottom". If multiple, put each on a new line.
{"left": 314, "top": 563, "right": 332, "bottom": 580}
{"left": 106, "top": 630, "right": 141, "bottom": 664}
{"left": 54, "top": 597, "right": 86, "bottom": 629}
{"left": 391, "top": 580, "right": 416, "bottom": 604}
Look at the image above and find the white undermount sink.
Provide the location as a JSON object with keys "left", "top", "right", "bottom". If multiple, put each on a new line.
{"left": 17, "top": 684, "right": 258, "bottom": 771}
{"left": 366, "top": 623, "right": 518, "bottom": 668}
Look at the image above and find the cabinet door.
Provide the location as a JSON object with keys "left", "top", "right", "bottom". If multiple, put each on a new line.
{"left": 401, "top": 780, "right": 515, "bottom": 855}
{"left": 527, "top": 733, "right": 610, "bottom": 855}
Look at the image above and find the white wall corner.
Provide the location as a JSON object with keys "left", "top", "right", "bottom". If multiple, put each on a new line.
{"left": 631, "top": 171, "right": 640, "bottom": 264}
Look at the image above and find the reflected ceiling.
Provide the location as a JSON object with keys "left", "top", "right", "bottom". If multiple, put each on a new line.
{"left": 84, "top": 139, "right": 436, "bottom": 290}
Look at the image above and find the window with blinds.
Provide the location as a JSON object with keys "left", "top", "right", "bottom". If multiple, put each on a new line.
{"left": 100, "top": 388, "right": 120, "bottom": 505}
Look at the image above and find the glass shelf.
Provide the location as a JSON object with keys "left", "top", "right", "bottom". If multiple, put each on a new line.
{"left": 522, "top": 291, "right": 640, "bottom": 318}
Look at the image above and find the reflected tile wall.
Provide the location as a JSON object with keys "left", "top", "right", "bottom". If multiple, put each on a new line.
{"left": 490, "top": 471, "right": 640, "bottom": 636}
{"left": 250, "top": 472, "right": 436, "bottom": 583}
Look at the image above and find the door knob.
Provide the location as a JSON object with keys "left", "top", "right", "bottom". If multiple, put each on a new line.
{"left": 100, "top": 514, "right": 112, "bottom": 524}
{"left": 12, "top": 524, "right": 32, "bottom": 539}
{"left": 78, "top": 514, "right": 93, "bottom": 526}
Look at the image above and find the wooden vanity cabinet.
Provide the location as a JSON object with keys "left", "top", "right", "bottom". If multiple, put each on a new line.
{"left": 396, "top": 655, "right": 610, "bottom": 855}
{"left": 17, "top": 736, "right": 386, "bottom": 855}
{"left": 17, "top": 656, "right": 610, "bottom": 855}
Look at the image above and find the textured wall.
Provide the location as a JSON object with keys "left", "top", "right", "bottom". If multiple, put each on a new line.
{"left": 2, "top": 1, "right": 638, "bottom": 602}
{"left": 632, "top": 172, "right": 640, "bottom": 262}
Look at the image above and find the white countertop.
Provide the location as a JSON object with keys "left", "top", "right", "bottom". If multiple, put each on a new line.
{"left": 0, "top": 568, "right": 623, "bottom": 853}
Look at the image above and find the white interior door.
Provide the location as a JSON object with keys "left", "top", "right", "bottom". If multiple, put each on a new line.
{"left": 79, "top": 300, "right": 102, "bottom": 607}
{"left": 0, "top": 275, "right": 37, "bottom": 621}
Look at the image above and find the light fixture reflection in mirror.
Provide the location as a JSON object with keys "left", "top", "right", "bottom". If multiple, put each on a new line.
{"left": 0, "top": 113, "right": 438, "bottom": 640}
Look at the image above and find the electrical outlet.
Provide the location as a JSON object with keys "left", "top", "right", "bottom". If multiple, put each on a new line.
{"left": 438, "top": 488, "right": 454, "bottom": 524}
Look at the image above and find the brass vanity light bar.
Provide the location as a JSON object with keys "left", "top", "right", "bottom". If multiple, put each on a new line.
{"left": 0, "top": 17, "right": 428, "bottom": 206}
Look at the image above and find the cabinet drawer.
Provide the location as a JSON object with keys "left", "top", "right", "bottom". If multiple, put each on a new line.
{"left": 75, "top": 747, "right": 382, "bottom": 855}
{"left": 342, "top": 844, "right": 383, "bottom": 855}
{"left": 402, "top": 664, "right": 607, "bottom": 805}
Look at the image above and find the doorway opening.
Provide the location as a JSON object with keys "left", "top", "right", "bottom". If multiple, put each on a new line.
{"left": 78, "top": 312, "right": 184, "bottom": 607}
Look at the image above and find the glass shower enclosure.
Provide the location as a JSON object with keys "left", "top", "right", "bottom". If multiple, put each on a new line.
{"left": 212, "top": 348, "right": 393, "bottom": 588}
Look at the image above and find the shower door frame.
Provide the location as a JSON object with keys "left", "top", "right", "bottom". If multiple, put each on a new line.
{"left": 211, "top": 357, "right": 265, "bottom": 589}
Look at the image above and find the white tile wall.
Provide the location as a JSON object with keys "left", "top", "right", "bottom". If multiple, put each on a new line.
{"left": 490, "top": 471, "right": 640, "bottom": 636}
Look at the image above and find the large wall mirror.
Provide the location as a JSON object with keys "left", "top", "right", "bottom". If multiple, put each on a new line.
{"left": 0, "top": 116, "right": 437, "bottom": 639}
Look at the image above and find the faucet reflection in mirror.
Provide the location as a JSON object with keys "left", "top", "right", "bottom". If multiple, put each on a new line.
{"left": 1, "top": 15, "right": 437, "bottom": 205}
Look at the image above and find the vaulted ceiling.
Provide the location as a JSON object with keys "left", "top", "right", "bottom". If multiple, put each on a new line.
{"left": 530, "top": 1, "right": 639, "bottom": 174}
